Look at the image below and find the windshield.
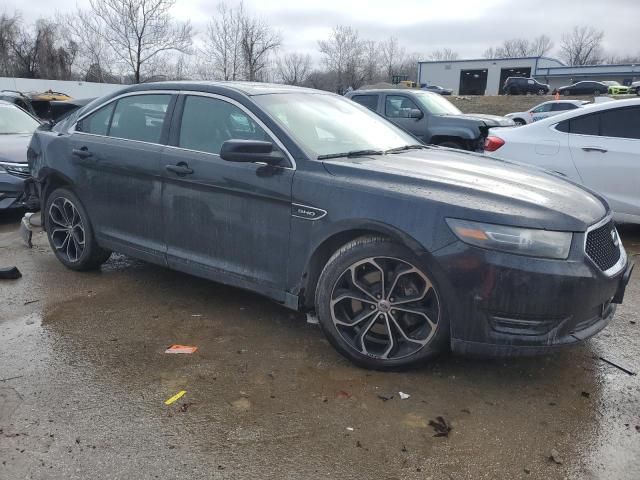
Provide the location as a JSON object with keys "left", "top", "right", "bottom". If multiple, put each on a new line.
{"left": 253, "top": 93, "right": 417, "bottom": 158}
{"left": 411, "top": 91, "right": 461, "bottom": 115}
{"left": 0, "top": 104, "right": 39, "bottom": 134}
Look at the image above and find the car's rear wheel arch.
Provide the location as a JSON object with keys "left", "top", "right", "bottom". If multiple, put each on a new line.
{"left": 299, "top": 224, "right": 426, "bottom": 310}
{"left": 40, "top": 172, "right": 74, "bottom": 229}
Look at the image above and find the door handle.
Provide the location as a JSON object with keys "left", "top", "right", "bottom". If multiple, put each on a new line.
{"left": 581, "top": 147, "right": 608, "bottom": 153}
{"left": 72, "top": 147, "right": 92, "bottom": 158}
{"left": 165, "top": 163, "right": 194, "bottom": 176}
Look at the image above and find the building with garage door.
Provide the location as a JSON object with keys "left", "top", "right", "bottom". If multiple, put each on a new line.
{"left": 417, "top": 57, "right": 640, "bottom": 95}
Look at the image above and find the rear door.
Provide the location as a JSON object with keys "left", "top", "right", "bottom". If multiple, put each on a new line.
{"left": 70, "top": 92, "right": 175, "bottom": 262}
{"left": 567, "top": 106, "right": 640, "bottom": 219}
{"left": 383, "top": 94, "right": 427, "bottom": 141}
{"left": 161, "top": 93, "right": 294, "bottom": 292}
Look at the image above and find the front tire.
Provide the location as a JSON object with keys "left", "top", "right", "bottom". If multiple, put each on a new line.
{"left": 44, "top": 187, "right": 111, "bottom": 271}
{"left": 315, "top": 236, "right": 449, "bottom": 370}
{"left": 513, "top": 118, "right": 526, "bottom": 126}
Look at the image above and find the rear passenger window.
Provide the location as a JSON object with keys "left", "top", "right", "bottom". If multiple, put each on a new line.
{"left": 569, "top": 113, "right": 600, "bottom": 136}
{"left": 600, "top": 107, "right": 640, "bottom": 140}
{"left": 76, "top": 103, "right": 115, "bottom": 136}
{"left": 109, "top": 95, "right": 171, "bottom": 143}
{"left": 351, "top": 95, "right": 378, "bottom": 111}
{"left": 179, "top": 96, "right": 271, "bottom": 155}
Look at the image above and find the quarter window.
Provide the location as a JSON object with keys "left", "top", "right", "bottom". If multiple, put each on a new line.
{"left": 351, "top": 95, "right": 378, "bottom": 111}
{"left": 76, "top": 103, "right": 115, "bottom": 136}
{"left": 178, "top": 96, "right": 271, "bottom": 155}
{"left": 532, "top": 104, "right": 552, "bottom": 113}
{"left": 109, "top": 95, "right": 171, "bottom": 143}
{"left": 569, "top": 113, "right": 600, "bottom": 136}
{"left": 385, "top": 95, "right": 420, "bottom": 118}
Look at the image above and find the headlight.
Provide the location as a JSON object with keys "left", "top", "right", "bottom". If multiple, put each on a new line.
{"left": 446, "top": 218, "right": 572, "bottom": 259}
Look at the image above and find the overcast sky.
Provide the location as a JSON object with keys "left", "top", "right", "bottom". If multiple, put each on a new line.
{"left": 7, "top": 0, "right": 640, "bottom": 61}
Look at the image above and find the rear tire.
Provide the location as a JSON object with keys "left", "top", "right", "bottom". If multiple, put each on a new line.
{"left": 563, "top": 90, "right": 571, "bottom": 96}
{"left": 537, "top": 89, "right": 545, "bottom": 95}
{"left": 594, "top": 89, "right": 601, "bottom": 96}
{"left": 44, "top": 187, "right": 111, "bottom": 271}
{"left": 315, "top": 236, "right": 449, "bottom": 370}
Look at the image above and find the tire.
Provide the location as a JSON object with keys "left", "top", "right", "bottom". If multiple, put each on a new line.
{"left": 436, "top": 140, "right": 465, "bottom": 150}
{"left": 563, "top": 90, "right": 570, "bottom": 96}
{"left": 513, "top": 118, "right": 526, "bottom": 126}
{"left": 594, "top": 89, "right": 601, "bottom": 96}
{"left": 537, "top": 89, "right": 546, "bottom": 95}
{"left": 315, "top": 235, "right": 449, "bottom": 370}
{"left": 636, "top": 87, "right": 640, "bottom": 96}
{"left": 44, "top": 187, "right": 111, "bottom": 271}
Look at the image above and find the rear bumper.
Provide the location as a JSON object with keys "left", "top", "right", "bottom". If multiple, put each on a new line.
{"left": 428, "top": 238, "right": 633, "bottom": 357}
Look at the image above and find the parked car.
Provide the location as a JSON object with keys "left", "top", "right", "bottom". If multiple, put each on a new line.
{"left": 484, "top": 98, "right": 640, "bottom": 225}
{"left": 505, "top": 100, "right": 587, "bottom": 125}
{"left": 0, "top": 90, "right": 39, "bottom": 117}
{"left": 0, "top": 101, "right": 41, "bottom": 210}
{"left": 422, "top": 85, "right": 453, "bottom": 95}
{"left": 346, "top": 89, "right": 514, "bottom": 150}
{"left": 602, "top": 81, "right": 630, "bottom": 95}
{"left": 630, "top": 81, "right": 640, "bottom": 96}
{"left": 43, "top": 98, "right": 95, "bottom": 123}
{"left": 503, "top": 77, "right": 550, "bottom": 95}
{"left": 554, "top": 81, "right": 609, "bottom": 96}
{"left": 28, "top": 82, "right": 632, "bottom": 369}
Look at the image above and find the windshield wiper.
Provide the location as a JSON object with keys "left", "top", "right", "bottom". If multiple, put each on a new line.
{"left": 384, "top": 144, "right": 427, "bottom": 154}
{"left": 317, "top": 149, "right": 385, "bottom": 160}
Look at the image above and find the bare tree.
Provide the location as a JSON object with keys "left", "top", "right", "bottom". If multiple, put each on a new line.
{"left": 560, "top": 26, "right": 604, "bottom": 66}
{"left": 428, "top": 48, "right": 459, "bottom": 61}
{"left": 380, "top": 36, "right": 405, "bottom": 81}
{"left": 275, "top": 52, "right": 312, "bottom": 85}
{"left": 318, "top": 25, "right": 366, "bottom": 92}
{"left": 200, "top": 2, "right": 244, "bottom": 81}
{"left": 0, "top": 12, "right": 20, "bottom": 76}
{"left": 400, "top": 52, "right": 421, "bottom": 82}
{"left": 240, "top": 14, "right": 281, "bottom": 81}
{"left": 361, "top": 40, "right": 381, "bottom": 84}
{"left": 483, "top": 35, "right": 553, "bottom": 59}
{"left": 79, "top": 0, "right": 193, "bottom": 83}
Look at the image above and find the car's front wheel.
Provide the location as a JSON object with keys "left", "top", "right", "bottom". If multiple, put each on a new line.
{"left": 315, "top": 236, "right": 448, "bottom": 369}
{"left": 513, "top": 118, "right": 526, "bottom": 126}
{"left": 44, "top": 187, "right": 111, "bottom": 271}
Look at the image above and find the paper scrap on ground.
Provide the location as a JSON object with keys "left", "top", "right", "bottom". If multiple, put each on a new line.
{"left": 164, "top": 390, "right": 187, "bottom": 405}
{"left": 165, "top": 345, "right": 198, "bottom": 354}
{"left": 399, "top": 392, "right": 410, "bottom": 400}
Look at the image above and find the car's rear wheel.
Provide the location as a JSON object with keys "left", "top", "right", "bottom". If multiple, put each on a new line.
{"left": 315, "top": 236, "right": 448, "bottom": 370}
{"left": 563, "top": 90, "right": 570, "bottom": 96}
{"left": 45, "top": 187, "right": 111, "bottom": 271}
{"left": 594, "top": 89, "right": 601, "bottom": 96}
{"left": 537, "top": 88, "right": 546, "bottom": 95}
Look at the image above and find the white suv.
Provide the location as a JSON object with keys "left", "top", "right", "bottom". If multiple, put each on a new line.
{"left": 484, "top": 98, "right": 640, "bottom": 224}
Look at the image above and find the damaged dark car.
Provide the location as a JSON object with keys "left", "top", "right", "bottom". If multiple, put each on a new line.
{"left": 27, "top": 82, "right": 633, "bottom": 369}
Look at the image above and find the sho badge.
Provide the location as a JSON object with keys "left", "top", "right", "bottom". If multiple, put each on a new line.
{"left": 611, "top": 229, "right": 619, "bottom": 247}
{"left": 291, "top": 203, "right": 327, "bottom": 221}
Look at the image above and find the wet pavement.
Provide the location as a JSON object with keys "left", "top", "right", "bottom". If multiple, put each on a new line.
{"left": 1, "top": 211, "right": 639, "bottom": 480}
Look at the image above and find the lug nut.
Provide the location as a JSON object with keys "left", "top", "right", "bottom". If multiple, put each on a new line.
{"left": 370, "top": 305, "right": 375, "bottom": 310}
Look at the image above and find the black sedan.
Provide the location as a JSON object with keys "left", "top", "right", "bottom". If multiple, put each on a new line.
{"left": 27, "top": 82, "right": 633, "bottom": 369}
{"left": 556, "top": 81, "right": 609, "bottom": 96}
{"left": 422, "top": 85, "right": 453, "bottom": 95}
{"left": 0, "top": 101, "right": 41, "bottom": 210}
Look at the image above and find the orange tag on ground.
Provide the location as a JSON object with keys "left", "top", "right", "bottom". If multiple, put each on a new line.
{"left": 165, "top": 345, "right": 198, "bottom": 354}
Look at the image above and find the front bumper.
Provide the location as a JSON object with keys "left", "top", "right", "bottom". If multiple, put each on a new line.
{"left": 0, "top": 173, "right": 39, "bottom": 210}
{"left": 428, "top": 235, "right": 633, "bottom": 357}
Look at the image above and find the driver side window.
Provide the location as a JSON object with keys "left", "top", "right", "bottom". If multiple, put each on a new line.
{"left": 532, "top": 104, "right": 552, "bottom": 113}
{"left": 385, "top": 95, "right": 420, "bottom": 118}
{"left": 179, "top": 96, "right": 272, "bottom": 155}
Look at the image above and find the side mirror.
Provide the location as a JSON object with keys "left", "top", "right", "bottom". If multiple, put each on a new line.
{"left": 408, "top": 108, "right": 423, "bottom": 119}
{"left": 220, "top": 140, "right": 285, "bottom": 165}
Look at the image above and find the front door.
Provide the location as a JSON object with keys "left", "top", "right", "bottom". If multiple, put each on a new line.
{"left": 70, "top": 93, "right": 175, "bottom": 262}
{"left": 161, "top": 94, "right": 294, "bottom": 292}
{"left": 383, "top": 94, "right": 427, "bottom": 141}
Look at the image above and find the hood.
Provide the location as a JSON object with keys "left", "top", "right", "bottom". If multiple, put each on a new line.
{"left": 458, "top": 113, "right": 516, "bottom": 127}
{"left": 0, "top": 133, "right": 32, "bottom": 164}
{"left": 322, "top": 148, "right": 607, "bottom": 232}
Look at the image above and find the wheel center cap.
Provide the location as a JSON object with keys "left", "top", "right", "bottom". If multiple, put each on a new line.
{"left": 378, "top": 300, "right": 391, "bottom": 313}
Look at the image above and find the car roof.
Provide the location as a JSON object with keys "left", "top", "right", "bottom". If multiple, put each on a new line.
{"left": 348, "top": 89, "right": 434, "bottom": 95}
{"left": 122, "top": 81, "right": 325, "bottom": 97}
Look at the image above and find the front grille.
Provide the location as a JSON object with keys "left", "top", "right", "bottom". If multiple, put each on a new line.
{"left": 586, "top": 220, "right": 621, "bottom": 271}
